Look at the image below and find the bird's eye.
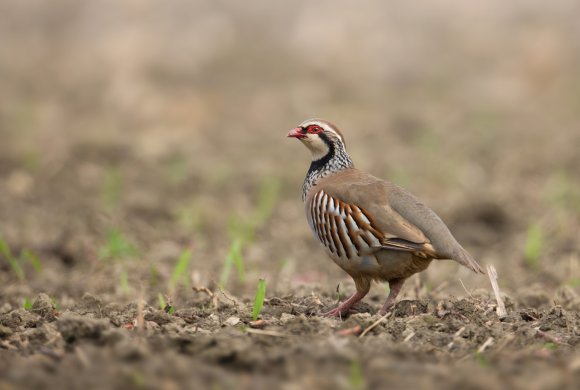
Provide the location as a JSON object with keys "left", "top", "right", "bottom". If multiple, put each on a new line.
{"left": 307, "top": 125, "right": 323, "bottom": 134}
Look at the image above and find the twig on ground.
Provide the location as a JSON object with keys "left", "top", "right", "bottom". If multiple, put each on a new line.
{"left": 486, "top": 264, "right": 507, "bottom": 319}
{"left": 403, "top": 332, "right": 415, "bottom": 342}
{"left": 447, "top": 326, "right": 466, "bottom": 349}
{"left": 535, "top": 328, "right": 568, "bottom": 345}
{"left": 193, "top": 284, "right": 219, "bottom": 309}
{"left": 214, "top": 285, "right": 242, "bottom": 310}
{"left": 458, "top": 279, "right": 474, "bottom": 299}
{"left": 359, "top": 312, "right": 392, "bottom": 338}
{"left": 477, "top": 337, "right": 494, "bottom": 354}
{"left": 244, "top": 328, "right": 287, "bottom": 337}
{"left": 136, "top": 288, "right": 144, "bottom": 330}
{"left": 454, "top": 326, "right": 466, "bottom": 338}
{"left": 192, "top": 286, "right": 214, "bottom": 297}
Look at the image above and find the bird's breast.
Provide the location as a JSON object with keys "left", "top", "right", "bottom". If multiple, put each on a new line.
{"left": 306, "top": 190, "right": 382, "bottom": 262}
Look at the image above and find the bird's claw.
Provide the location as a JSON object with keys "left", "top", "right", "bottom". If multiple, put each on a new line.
{"left": 320, "top": 302, "right": 350, "bottom": 317}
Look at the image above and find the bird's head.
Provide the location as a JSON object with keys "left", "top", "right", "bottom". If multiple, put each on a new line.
{"left": 287, "top": 119, "right": 347, "bottom": 161}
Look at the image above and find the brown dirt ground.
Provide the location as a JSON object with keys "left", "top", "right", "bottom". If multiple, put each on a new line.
{"left": 1, "top": 1, "right": 580, "bottom": 389}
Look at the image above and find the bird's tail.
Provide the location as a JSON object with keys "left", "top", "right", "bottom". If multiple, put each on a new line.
{"left": 453, "top": 247, "right": 485, "bottom": 274}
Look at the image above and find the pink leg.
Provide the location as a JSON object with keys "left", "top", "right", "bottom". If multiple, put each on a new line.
{"left": 379, "top": 279, "right": 405, "bottom": 315}
{"left": 322, "top": 278, "right": 370, "bottom": 318}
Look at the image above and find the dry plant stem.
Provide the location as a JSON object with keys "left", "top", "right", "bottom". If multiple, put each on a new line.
{"left": 245, "top": 328, "right": 287, "bottom": 337}
{"left": 477, "top": 337, "right": 494, "bottom": 354}
{"left": 192, "top": 286, "right": 214, "bottom": 298}
{"left": 75, "top": 346, "right": 91, "bottom": 369}
{"left": 192, "top": 286, "right": 218, "bottom": 309}
{"left": 458, "top": 279, "right": 474, "bottom": 299}
{"left": 535, "top": 328, "right": 567, "bottom": 345}
{"left": 215, "top": 285, "right": 241, "bottom": 310}
{"left": 403, "top": 332, "right": 415, "bottom": 342}
{"left": 136, "top": 289, "right": 144, "bottom": 330}
{"left": 487, "top": 264, "right": 507, "bottom": 319}
{"left": 359, "top": 312, "right": 392, "bottom": 338}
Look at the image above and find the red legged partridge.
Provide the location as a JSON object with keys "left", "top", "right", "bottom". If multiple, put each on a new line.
{"left": 288, "top": 119, "right": 484, "bottom": 317}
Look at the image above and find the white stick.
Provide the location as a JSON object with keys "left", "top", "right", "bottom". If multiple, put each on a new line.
{"left": 244, "top": 328, "right": 287, "bottom": 337}
{"left": 477, "top": 337, "right": 494, "bottom": 353}
{"left": 359, "top": 312, "right": 392, "bottom": 338}
{"left": 487, "top": 264, "right": 507, "bottom": 319}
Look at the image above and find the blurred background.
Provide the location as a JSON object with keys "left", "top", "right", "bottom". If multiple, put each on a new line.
{"left": 1, "top": 0, "right": 579, "bottom": 307}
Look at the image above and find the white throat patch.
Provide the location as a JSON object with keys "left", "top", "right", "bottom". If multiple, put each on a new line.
{"left": 300, "top": 136, "right": 330, "bottom": 161}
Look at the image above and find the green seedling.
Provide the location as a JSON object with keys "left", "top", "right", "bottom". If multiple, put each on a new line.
{"left": 99, "top": 229, "right": 138, "bottom": 293}
{"left": 252, "top": 279, "right": 266, "bottom": 321}
{"left": 567, "top": 278, "right": 580, "bottom": 288}
{"left": 0, "top": 238, "right": 24, "bottom": 280}
{"left": 99, "top": 229, "right": 138, "bottom": 260}
{"left": 474, "top": 352, "right": 490, "bottom": 367}
{"left": 21, "top": 248, "right": 42, "bottom": 273}
{"left": 119, "top": 268, "right": 130, "bottom": 293}
{"left": 23, "top": 297, "right": 32, "bottom": 310}
{"left": 524, "top": 223, "right": 543, "bottom": 270}
{"left": 169, "top": 249, "right": 193, "bottom": 290}
{"left": 219, "top": 238, "right": 245, "bottom": 286}
{"left": 227, "top": 177, "right": 281, "bottom": 244}
{"left": 253, "top": 177, "right": 281, "bottom": 226}
{"left": 149, "top": 264, "right": 160, "bottom": 288}
{"left": 220, "top": 177, "right": 280, "bottom": 288}
{"left": 348, "top": 360, "right": 366, "bottom": 390}
{"left": 101, "top": 168, "right": 123, "bottom": 210}
{"left": 176, "top": 203, "right": 205, "bottom": 235}
{"left": 543, "top": 342, "right": 558, "bottom": 350}
{"left": 131, "top": 370, "right": 146, "bottom": 388}
{"left": 158, "top": 294, "right": 175, "bottom": 314}
{"left": 158, "top": 293, "right": 167, "bottom": 310}
{"left": 227, "top": 215, "right": 256, "bottom": 245}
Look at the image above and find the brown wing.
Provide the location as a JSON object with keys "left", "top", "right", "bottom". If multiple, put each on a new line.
{"left": 310, "top": 169, "right": 484, "bottom": 273}
{"left": 309, "top": 170, "right": 438, "bottom": 258}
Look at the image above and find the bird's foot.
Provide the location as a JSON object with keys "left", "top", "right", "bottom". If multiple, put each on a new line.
{"left": 321, "top": 303, "right": 351, "bottom": 318}
{"left": 320, "top": 288, "right": 370, "bottom": 318}
{"left": 379, "top": 279, "right": 405, "bottom": 315}
{"left": 378, "top": 302, "right": 394, "bottom": 316}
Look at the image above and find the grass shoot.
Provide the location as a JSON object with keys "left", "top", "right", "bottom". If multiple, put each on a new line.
{"left": 119, "top": 268, "right": 130, "bottom": 293}
{"left": 252, "top": 278, "right": 266, "bottom": 321}
{"left": 0, "top": 237, "right": 25, "bottom": 280}
{"left": 219, "top": 238, "right": 245, "bottom": 286}
{"left": 101, "top": 168, "right": 123, "bottom": 211}
{"left": 348, "top": 360, "right": 366, "bottom": 390}
{"left": 169, "top": 249, "right": 193, "bottom": 291}
{"left": 252, "top": 177, "right": 281, "bottom": 226}
{"left": 158, "top": 293, "right": 175, "bottom": 314}
{"left": 99, "top": 229, "right": 138, "bottom": 293}
{"left": 99, "top": 229, "right": 138, "bottom": 261}
{"left": 23, "top": 297, "right": 32, "bottom": 310}
{"left": 524, "top": 223, "right": 543, "bottom": 270}
{"left": 21, "top": 249, "right": 42, "bottom": 273}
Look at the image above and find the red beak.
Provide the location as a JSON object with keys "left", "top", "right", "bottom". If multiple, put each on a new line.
{"left": 287, "top": 127, "right": 306, "bottom": 139}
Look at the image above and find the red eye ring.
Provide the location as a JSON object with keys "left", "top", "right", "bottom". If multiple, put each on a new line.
{"left": 307, "top": 125, "right": 323, "bottom": 134}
